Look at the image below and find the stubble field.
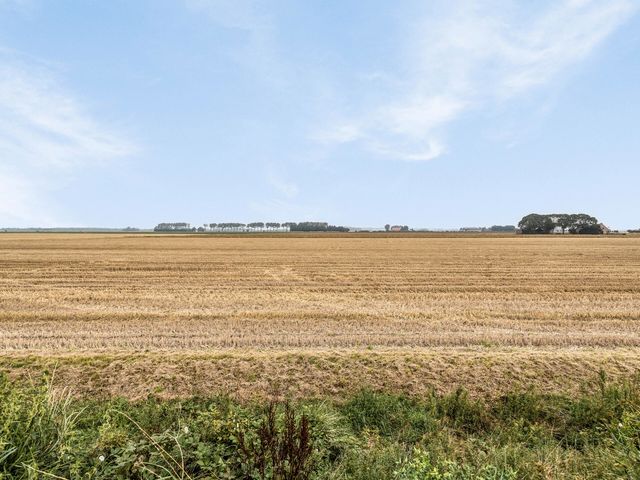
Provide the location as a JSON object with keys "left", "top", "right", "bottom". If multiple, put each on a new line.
{"left": 1, "top": 232, "right": 639, "bottom": 399}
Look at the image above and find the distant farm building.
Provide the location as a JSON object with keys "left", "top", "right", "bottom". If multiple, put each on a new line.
{"left": 207, "top": 225, "right": 290, "bottom": 233}
{"left": 552, "top": 223, "right": 610, "bottom": 234}
{"left": 154, "top": 222, "right": 192, "bottom": 232}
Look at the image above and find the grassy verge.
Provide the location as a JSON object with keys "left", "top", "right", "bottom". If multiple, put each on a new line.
{"left": 3, "top": 350, "right": 640, "bottom": 401}
{"left": 1, "top": 372, "right": 639, "bottom": 479}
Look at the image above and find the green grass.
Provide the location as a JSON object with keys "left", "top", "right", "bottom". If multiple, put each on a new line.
{"left": 1, "top": 372, "right": 639, "bottom": 479}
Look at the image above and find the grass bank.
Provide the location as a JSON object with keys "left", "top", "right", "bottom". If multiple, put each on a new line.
{"left": 1, "top": 372, "right": 639, "bottom": 479}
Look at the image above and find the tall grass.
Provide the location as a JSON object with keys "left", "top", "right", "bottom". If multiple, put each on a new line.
{"left": 1, "top": 372, "right": 640, "bottom": 479}
{"left": 0, "top": 374, "right": 83, "bottom": 479}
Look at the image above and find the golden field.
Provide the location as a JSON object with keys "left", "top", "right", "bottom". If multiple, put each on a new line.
{"left": 1, "top": 232, "right": 639, "bottom": 399}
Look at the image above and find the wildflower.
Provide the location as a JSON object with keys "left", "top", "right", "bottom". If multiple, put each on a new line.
{"left": 183, "top": 426, "right": 189, "bottom": 434}
{"left": 98, "top": 455, "right": 105, "bottom": 462}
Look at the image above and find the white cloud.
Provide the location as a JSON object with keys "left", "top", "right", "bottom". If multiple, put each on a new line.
{"left": 248, "top": 198, "right": 320, "bottom": 221}
{"left": 381, "top": 96, "right": 466, "bottom": 138}
{"left": 0, "top": 64, "right": 134, "bottom": 168}
{"left": 184, "top": 0, "right": 288, "bottom": 87}
{"left": 0, "top": 51, "right": 136, "bottom": 226}
{"left": 317, "top": 0, "right": 638, "bottom": 162}
{"left": 496, "top": 0, "right": 638, "bottom": 96}
{"left": 0, "top": 168, "right": 51, "bottom": 225}
{"left": 311, "top": 124, "right": 362, "bottom": 145}
{"left": 266, "top": 170, "right": 299, "bottom": 199}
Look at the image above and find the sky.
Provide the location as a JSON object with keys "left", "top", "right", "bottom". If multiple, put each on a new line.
{"left": 0, "top": 0, "right": 639, "bottom": 230}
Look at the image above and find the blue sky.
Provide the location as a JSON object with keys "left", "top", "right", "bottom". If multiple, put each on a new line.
{"left": 0, "top": 0, "right": 639, "bottom": 229}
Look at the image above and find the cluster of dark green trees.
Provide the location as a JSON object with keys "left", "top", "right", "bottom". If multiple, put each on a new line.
{"left": 488, "top": 225, "right": 516, "bottom": 232}
{"left": 518, "top": 213, "right": 603, "bottom": 234}
{"left": 287, "top": 222, "right": 349, "bottom": 232}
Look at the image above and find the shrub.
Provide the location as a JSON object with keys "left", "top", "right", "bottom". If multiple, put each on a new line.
{"left": 341, "top": 390, "right": 435, "bottom": 442}
{"left": 236, "top": 402, "right": 315, "bottom": 480}
{"left": 394, "top": 448, "right": 519, "bottom": 480}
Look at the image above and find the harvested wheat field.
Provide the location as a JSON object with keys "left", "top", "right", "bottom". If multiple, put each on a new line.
{"left": 1, "top": 232, "right": 639, "bottom": 399}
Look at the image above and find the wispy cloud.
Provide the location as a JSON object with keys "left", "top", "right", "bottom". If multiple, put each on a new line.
{"left": 0, "top": 168, "right": 53, "bottom": 225}
{"left": 266, "top": 169, "right": 299, "bottom": 199}
{"left": 0, "top": 50, "right": 136, "bottom": 226}
{"left": 184, "top": 0, "right": 288, "bottom": 86}
{"left": 248, "top": 198, "right": 321, "bottom": 222}
{"left": 317, "top": 0, "right": 638, "bottom": 162}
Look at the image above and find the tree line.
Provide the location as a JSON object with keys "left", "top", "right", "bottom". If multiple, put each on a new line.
{"left": 208, "top": 222, "right": 348, "bottom": 231}
{"left": 518, "top": 213, "right": 604, "bottom": 234}
{"left": 154, "top": 222, "right": 350, "bottom": 232}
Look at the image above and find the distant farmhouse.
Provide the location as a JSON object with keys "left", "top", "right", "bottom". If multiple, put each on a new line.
{"left": 385, "top": 224, "right": 410, "bottom": 232}
{"left": 154, "top": 222, "right": 192, "bottom": 232}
